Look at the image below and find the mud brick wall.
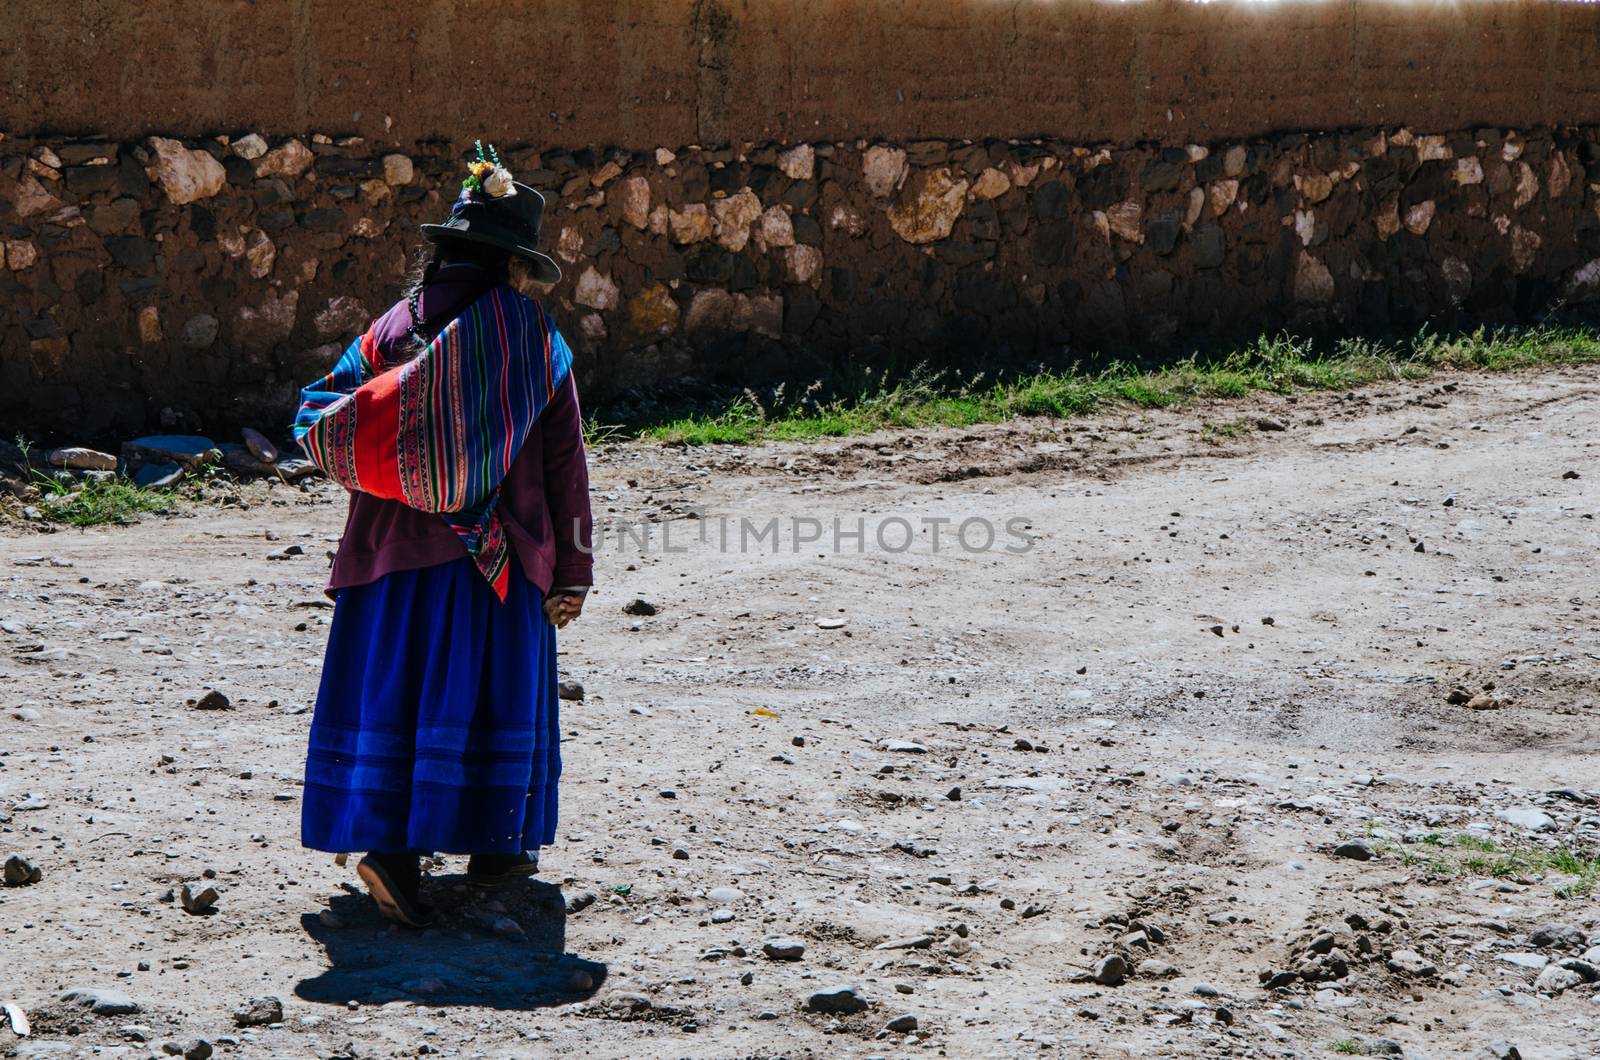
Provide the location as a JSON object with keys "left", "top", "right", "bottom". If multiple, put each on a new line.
{"left": 5, "top": 126, "right": 1600, "bottom": 440}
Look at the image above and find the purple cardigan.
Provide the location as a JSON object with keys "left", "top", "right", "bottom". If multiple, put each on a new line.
{"left": 325, "top": 263, "right": 594, "bottom": 597}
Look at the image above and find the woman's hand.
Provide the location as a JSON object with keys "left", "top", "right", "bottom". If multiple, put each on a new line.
{"left": 543, "top": 590, "right": 586, "bottom": 629}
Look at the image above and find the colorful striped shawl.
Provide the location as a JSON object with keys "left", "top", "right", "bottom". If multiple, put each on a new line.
{"left": 293, "top": 284, "right": 573, "bottom": 602}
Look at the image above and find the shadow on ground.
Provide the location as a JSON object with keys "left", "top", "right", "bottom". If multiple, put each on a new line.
{"left": 295, "top": 875, "right": 606, "bottom": 1009}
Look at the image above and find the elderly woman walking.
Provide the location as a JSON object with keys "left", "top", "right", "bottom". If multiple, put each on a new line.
{"left": 292, "top": 144, "right": 593, "bottom": 927}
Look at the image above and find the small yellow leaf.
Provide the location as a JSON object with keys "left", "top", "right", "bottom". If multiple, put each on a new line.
{"left": 749, "top": 707, "right": 781, "bottom": 719}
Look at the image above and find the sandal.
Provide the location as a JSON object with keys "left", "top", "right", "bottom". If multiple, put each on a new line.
{"left": 466, "top": 850, "right": 540, "bottom": 887}
{"left": 357, "top": 854, "right": 436, "bottom": 928}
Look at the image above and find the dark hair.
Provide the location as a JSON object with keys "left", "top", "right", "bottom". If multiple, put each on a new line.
{"left": 403, "top": 240, "right": 515, "bottom": 348}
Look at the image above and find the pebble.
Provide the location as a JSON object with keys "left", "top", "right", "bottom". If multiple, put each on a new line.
{"left": 763, "top": 937, "right": 806, "bottom": 961}
{"left": 558, "top": 680, "right": 585, "bottom": 701}
{"left": 885, "top": 1014, "right": 918, "bottom": 1032}
{"left": 179, "top": 883, "right": 219, "bottom": 915}
{"left": 1332, "top": 839, "right": 1374, "bottom": 861}
{"left": 804, "top": 984, "right": 867, "bottom": 1015}
{"left": 60, "top": 985, "right": 142, "bottom": 1015}
{"left": 1385, "top": 949, "right": 1436, "bottom": 977}
{"left": 241, "top": 428, "right": 279, "bottom": 463}
{"left": 1527, "top": 923, "right": 1585, "bottom": 949}
{"left": 232, "top": 996, "right": 284, "bottom": 1027}
{"left": 706, "top": 886, "right": 743, "bottom": 902}
{"left": 1093, "top": 954, "right": 1128, "bottom": 986}
{"left": 191, "top": 690, "right": 231, "bottom": 711}
{"left": 4, "top": 854, "right": 43, "bottom": 885}
{"left": 565, "top": 890, "right": 598, "bottom": 914}
{"left": 623, "top": 598, "right": 658, "bottom": 616}
{"left": 710, "top": 908, "right": 736, "bottom": 923}
{"left": 1496, "top": 953, "right": 1548, "bottom": 970}
{"left": 1496, "top": 807, "right": 1557, "bottom": 832}
{"left": 882, "top": 740, "right": 928, "bottom": 754}
{"left": 1489, "top": 1043, "right": 1523, "bottom": 1060}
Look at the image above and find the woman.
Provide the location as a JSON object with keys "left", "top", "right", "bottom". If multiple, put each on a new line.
{"left": 292, "top": 145, "right": 593, "bottom": 927}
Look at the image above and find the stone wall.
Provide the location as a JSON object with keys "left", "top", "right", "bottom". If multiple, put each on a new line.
{"left": 5, "top": 124, "right": 1600, "bottom": 440}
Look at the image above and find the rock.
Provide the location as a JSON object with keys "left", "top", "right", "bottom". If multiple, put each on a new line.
{"left": 241, "top": 428, "right": 279, "bottom": 463}
{"left": 862, "top": 146, "right": 908, "bottom": 197}
{"left": 618, "top": 176, "right": 652, "bottom": 230}
{"left": 234, "top": 289, "right": 300, "bottom": 348}
{"left": 803, "top": 984, "right": 868, "bottom": 1015}
{"left": 1496, "top": 807, "right": 1557, "bottom": 832}
{"left": 971, "top": 167, "right": 1012, "bottom": 201}
{"left": 138, "top": 305, "right": 164, "bottom": 344}
{"left": 232, "top": 996, "right": 283, "bottom": 1027}
{"left": 565, "top": 890, "right": 598, "bottom": 914}
{"left": 1528, "top": 923, "right": 1585, "bottom": 949}
{"left": 126, "top": 435, "right": 220, "bottom": 471}
{"left": 4, "top": 854, "right": 42, "bottom": 885}
{"left": 668, "top": 204, "right": 715, "bottom": 244}
{"left": 882, "top": 740, "right": 928, "bottom": 754}
{"left": 623, "top": 598, "right": 657, "bottom": 616}
{"left": 382, "top": 154, "right": 414, "bottom": 186}
{"left": 753, "top": 205, "right": 795, "bottom": 252}
{"left": 314, "top": 295, "right": 370, "bottom": 340}
{"left": 784, "top": 244, "right": 824, "bottom": 286}
{"left": 1495, "top": 952, "right": 1549, "bottom": 970}
{"left": 762, "top": 937, "right": 806, "bottom": 961}
{"left": 231, "top": 134, "right": 268, "bottom": 160}
{"left": 1294, "top": 251, "right": 1335, "bottom": 303}
{"left": 776, "top": 143, "right": 815, "bottom": 180}
{"left": 60, "top": 985, "right": 142, "bottom": 1016}
{"left": 1137, "top": 959, "right": 1178, "bottom": 978}
{"left": 145, "top": 136, "right": 227, "bottom": 204}
{"left": 46, "top": 447, "right": 117, "bottom": 471}
{"left": 192, "top": 690, "right": 231, "bottom": 711}
{"left": 182, "top": 1040, "right": 213, "bottom": 1060}
{"left": 6, "top": 238, "right": 39, "bottom": 269}
{"left": 1093, "top": 954, "right": 1128, "bottom": 985}
{"left": 558, "top": 680, "right": 585, "bottom": 701}
{"left": 622, "top": 285, "right": 680, "bottom": 344}
{"left": 179, "top": 883, "right": 219, "bottom": 915}
{"left": 255, "top": 139, "right": 314, "bottom": 179}
{"left": 1332, "top": 839, "right": 1374, "bottom": 861}
{"left": 1385, "top": 949, "right": 1436, "bottom": 977}
{"left": 1489, "top": 1043, "right": 1523, "bottom": 1060}
{"left": 887, "top": 168, "right": 969, "bottom": 244}
{"left": 132, "top": 462, "right": 184, "bottom": 489}
{"left": 181, "top": 314, "right": 220, "bottom": 349}
{"left": 574, "top": 267, "right": 620, "bottom": 311}
{"left": 885, "top": 1014, "right": 918, "bottom": 1032}
{"left": 1535, "top": 962, "right": 1587, "bottom": 995}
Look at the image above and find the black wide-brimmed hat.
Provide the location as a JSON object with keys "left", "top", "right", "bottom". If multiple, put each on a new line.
{"left": 421, "top": 180, "right": 562, "bottom": 284}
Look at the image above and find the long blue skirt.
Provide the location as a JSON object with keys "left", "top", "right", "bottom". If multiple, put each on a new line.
{"left": 301, "top": 557, "right": 560, "bottom": 855}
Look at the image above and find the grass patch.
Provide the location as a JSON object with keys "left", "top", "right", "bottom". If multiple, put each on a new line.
{"left": 1329, "top": 1040, "right": 1365, "bottom": 1056}
{"left": 627, "top": 324, "right": 1600, "bottom": 447}
{"left": 29, "top": 471, "right": 178, "bottom": 527}
{"left": 1379, "top": 831, "right": 1600, "bottom": 897}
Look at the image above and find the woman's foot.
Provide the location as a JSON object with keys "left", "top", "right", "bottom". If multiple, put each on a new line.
{"left": 357, "top": 853, "right": 436, "bottom": 927}
{"left": 465, "top": 850, "right": 539, "bottom": 887}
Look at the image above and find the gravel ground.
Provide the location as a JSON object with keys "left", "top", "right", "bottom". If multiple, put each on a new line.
{"left": 3, "top": 367, "right": 1600, "bottom": 1060}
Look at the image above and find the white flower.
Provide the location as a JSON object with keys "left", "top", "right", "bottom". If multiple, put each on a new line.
{"left": 482, "top": 165, "right": 516, "bottom": 199}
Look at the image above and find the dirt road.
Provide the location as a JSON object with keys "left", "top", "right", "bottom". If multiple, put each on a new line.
{"left": 3, "top": 368, "right": 1600, "bottom": 1059}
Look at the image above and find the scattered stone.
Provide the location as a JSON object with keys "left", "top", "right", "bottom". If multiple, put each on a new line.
{"left": 179, "top": 883, "right": 219, "bottom": 915}
{"left": 1496, "top": 807, "right": 1557, "bottom": 832}
{"left": 1385, "top": 949, "right": 1436, "bottom": 977}
{"left": 565, "top": 890, "right": 598, "bottom": 914}
{"left": 1488, "top": 1043, "right": 1523, "bottom": 1060}
{"left": 231, "top": 134, "right": 268, "bottom": 160}
{"left": 884, "top": 1014, "right": 918, "bottom": 1032}
{"left": 232, "top": 996, "right": 284, "bottom": 1027}
{"left": 1332, "top": 839, "right": 1374, "bottom": 861}
{"left": 46, "top": 447, "right": 117, "bottom": 471}
{"left": 887, "top": 168, "right": 968, "bottom": 244}
{"left": 623, "top": 598, "right": 657, "bottom": 616}
{"left": 241, "top": 428, "right": 279, "bottom": 463}
{"left": 4, "top": 855, "right": 42, "bottom": 885}
{"left": 1528, "top": 923, "right": 1586, "bottom": 949}
{"left": 1534, "top": 961, "right": 1588, "bottom": 995}
{"left": 182, "top": 1040, "right": 213, "bottom": 1060}
{"left": 558, "top": 680, "right": 585, "bottom": 701}
{"left": 762, "top": 937, "right": 806, "bottom": 961}
{"left": 191, "top": 690, "right": 231, "bottom": 711}
{"left": 1093, "top": 954, "right": 1128, "bottom": 986}
{"left": 60, "top": 985, "right": 142, "bottom": 1016}
{"left": 882, "top": 740, "right": 928, "bottom": 754}
{"left": 132, "top": 462, "right": 184, "bottom": 489}
{"left": 804, "top": 984, "right": 868, "bottom": 1015}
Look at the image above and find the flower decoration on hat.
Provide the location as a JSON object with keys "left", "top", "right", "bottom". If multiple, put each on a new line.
{"left": 461, "top": 140, "right": 516, "bottom": 199}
